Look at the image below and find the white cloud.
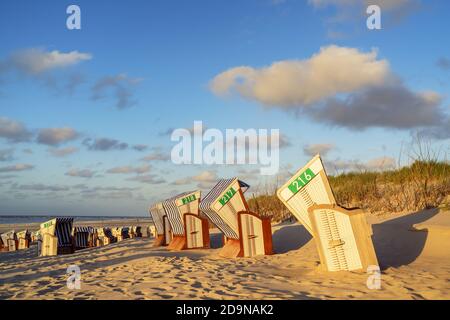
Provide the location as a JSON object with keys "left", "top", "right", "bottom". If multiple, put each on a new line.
{"left": 126, "top": 174, "right": 166, "bottom": 184}
{"left": 37, "top": 127, "right": 79, "bottom": 146}
{"left": 210, "top": 45, "right": 390, "bottom": 107}
{"left": 107, "top": 165, "right": 150, "bottom": 174}
{"left": 9, "top": 48, "right": 92, "bottom": 75}
{"left": 0, "top": 117, "right": 32, "bottom": 143}
{"left": 65, "top": 169, "right": 96, "bottom": 178}
{"left": 173, "top": 170, "right": 218, "bottom": 188}
{"left": 0, "top": 163, "right": 34, "bottom": 172}
{"left": 48, "top": 147, "right": 78, "bottom": 157}
{"left": 303, "top": 143, "right": 335, "bottom": 157}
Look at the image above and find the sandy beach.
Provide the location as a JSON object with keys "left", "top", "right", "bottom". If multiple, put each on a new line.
{"left": 0, "top": 209, "right": 448, "bottom": 300}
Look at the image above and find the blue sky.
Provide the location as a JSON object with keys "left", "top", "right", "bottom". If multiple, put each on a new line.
{"left": 0, "top": 0, "right": 449, "bottom": 216}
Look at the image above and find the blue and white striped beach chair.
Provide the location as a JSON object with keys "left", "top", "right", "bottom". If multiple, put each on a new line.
{"left": 200, "top": 178, "right": 273, "bottom": 258}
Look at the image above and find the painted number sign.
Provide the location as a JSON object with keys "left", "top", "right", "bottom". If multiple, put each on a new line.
{"left": 181, "top": 194, "right": 197, "bottom": 205}
{"left": 287, "top": 168, "right": 316, "bottom": 194}
{"left": 219, "top": 187, "right": 236, "bottom": 206}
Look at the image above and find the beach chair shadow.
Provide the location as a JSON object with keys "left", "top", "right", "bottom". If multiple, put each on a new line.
{"left": 371, "top": 208, "right": 439, "bottom": 270}
{"left": 272, "top": 223, "right": 312, "bottom": 254}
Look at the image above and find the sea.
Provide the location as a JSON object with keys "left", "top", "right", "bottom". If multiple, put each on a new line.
{"left": 0, "top": 215, "right": 152, "bottom": 225}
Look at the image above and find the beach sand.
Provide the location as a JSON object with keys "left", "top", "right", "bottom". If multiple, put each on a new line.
{"left": 0, "top": 209, "right": 449, "bottom": 300}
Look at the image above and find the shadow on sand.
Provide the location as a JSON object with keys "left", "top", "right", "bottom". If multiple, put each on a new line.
{"left": 372, "top": 208, "right": 439, "bottom": 270}
{"left": 272, "top": 222, "right": 312, "bottom": 254}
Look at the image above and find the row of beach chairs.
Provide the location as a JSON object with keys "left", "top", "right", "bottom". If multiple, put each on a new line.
{"left": 149, "top": 155, "right": 378, "bottom": 272}
{"left": 0, "top": 230, "right": 32, "bottom": 252}
{"left": 0, "top": 220, "right": 152, "bottom": 256}
{"left": 38, "top": 222, "right": 152, "bottom": 256}
{"left": 149, "top": 179, "right": 273, "bottom": 258}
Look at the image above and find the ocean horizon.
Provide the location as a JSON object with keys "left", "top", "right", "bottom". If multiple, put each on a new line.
{"left": 0, "top": 215, "right": 151, "bottom": 225}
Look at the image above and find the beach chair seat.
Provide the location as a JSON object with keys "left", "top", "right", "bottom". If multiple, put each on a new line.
{"left": 308, "top": 204, "right": 378, "bottom": 272}
{"left": 39, "top": 218, "right": 74, "bottom": 256}
{"left": 16, "top": 230, "right": 31, "bottom": 250}
{"left": 200, "top": 178, "right": 273, "bottom": 258}
{"left": 149, "top": 202, "right": 172, "bottom": 247}
{"left": 163, "top": 190, "right": 210, "bottom": 250}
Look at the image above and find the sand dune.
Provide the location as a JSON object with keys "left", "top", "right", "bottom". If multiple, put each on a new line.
{"left": 0, "top": 209, "right": 448, "bottom": 300}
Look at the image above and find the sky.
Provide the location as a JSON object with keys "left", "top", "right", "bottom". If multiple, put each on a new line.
{"left": 0, "top": 0, "right": 449, "bottom": 216}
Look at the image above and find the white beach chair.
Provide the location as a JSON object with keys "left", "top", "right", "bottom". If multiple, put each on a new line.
{"left": 112, "top": 227, "right": 129, "bottom": 242}
{"left": 96, "top": 227, "right": 115, "bottom": 246}
{"left": 39, "top": 218, "right": 74, "bottom": 256}
{"left": 149, "top": 202, "right": 173, "bottom": 247}
{"left": 16, "top": 230, "right": 31, "bottom": 250}
{"left": 277, "top": 155, "right": 378, "bottom": 272}
{"left": 31, "top": 230, "right": 41, "bottom": 243}
{"left": 73, "top": 226, "right": 95, "bottom": 250}
{"left": 308, "top": 204, "right": 379, "bottom": 272}
{"left": 200, "top": 178, "right": 273, "bottom": 258}
{"left": 276, "top": 154, "right": 336, "bottom": 234}
{"left": 162, "top": 190, "right": 210, "bottom": 250}
{"left": 0, "top": 231, "right": 17, "bottom": 252}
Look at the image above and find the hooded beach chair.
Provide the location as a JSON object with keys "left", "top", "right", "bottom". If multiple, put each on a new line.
{"left": 162, "top": 190, "right": 210, "bottom": 250}
{"left": 16, "top": 230, "right": 31, "bottom": 250}
{"left": 39, "top": 218, "right": 74, "bottom": 256}
{"left": 200, "top": 178, "right": 273, "bottom": 258}
{"left": 149, "top": 202, "right": 173, "bottom": 247}
{"left": 308, "top": 204, "right": 379, "bottom": 272}
{"left": 277, "top": 155, "right": 378, "bottom": 272}
{"left": 276, "top": 154, "right": 336, "bottom": 234}
{"left": 96, "top": 227, "right": 116, "bottom": 246}
{"left": 0, "top": 231, "right": 17, "bottom": 252}
{"left": 113, "top": 227, "right": 130, "bottom": 242}
{"left": 72, "top": 226, "right": 95, "bottom": 250}
{"left": 142, "top": 225, "right": 155, "bottom": 238}
{"left": 131, "top": 226, "right": 142, "bottom": 238}
{"left": 129, "top": 226, "right": 136, "bottom": 238}
{"left": 31, "top": 230, "right": 41, "bottom": 243}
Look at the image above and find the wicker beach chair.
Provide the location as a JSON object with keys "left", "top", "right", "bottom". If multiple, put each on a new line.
{"left": 200, "top": 178, "right": 273, "bottom": 258}
{"left": 132, "top": 226, "right": 142, "bottom": 238}
{"left": 149, "top": 202, "right": 172, "bottom": 247}
{"left": 39, "top": 218, "right": 74, "bottom": 256}
{"left": 31, "top": 230, "right": 41, "bottom": 243}
{"left": 277, "top": 155, "right": 378, "bottom": 272}
{"left": 162, "top": 190, "right": 209, "bottom": 250}
{"left": 73, "top": 226, "right": 95, "bottom": 250}
{"left": 276, "top": 154, "right": 336, "bottom": 234}
{"left": 16, "top": 230, "right": 31, "bottom": 250}
{"left": 0, "top": 230, "right": 17, "bottom": 252}
{"left": 113, "top": 227, "right": 130, "bottom": 242}
{"left": 96, "top": 227, "right": 116, "bottom": 246}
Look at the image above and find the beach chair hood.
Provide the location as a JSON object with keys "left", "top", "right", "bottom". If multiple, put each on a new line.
{"left": 199, "top": 178, "right": 250, "bottom": 240}
{"left": 162, "top": 190, "right": 201, "bottom": 236}
{"left": 149, "top": 202, "right": 168, "bottom": 236}
{"left": 276, "top": 154, "right": 335, "bottom": 234}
